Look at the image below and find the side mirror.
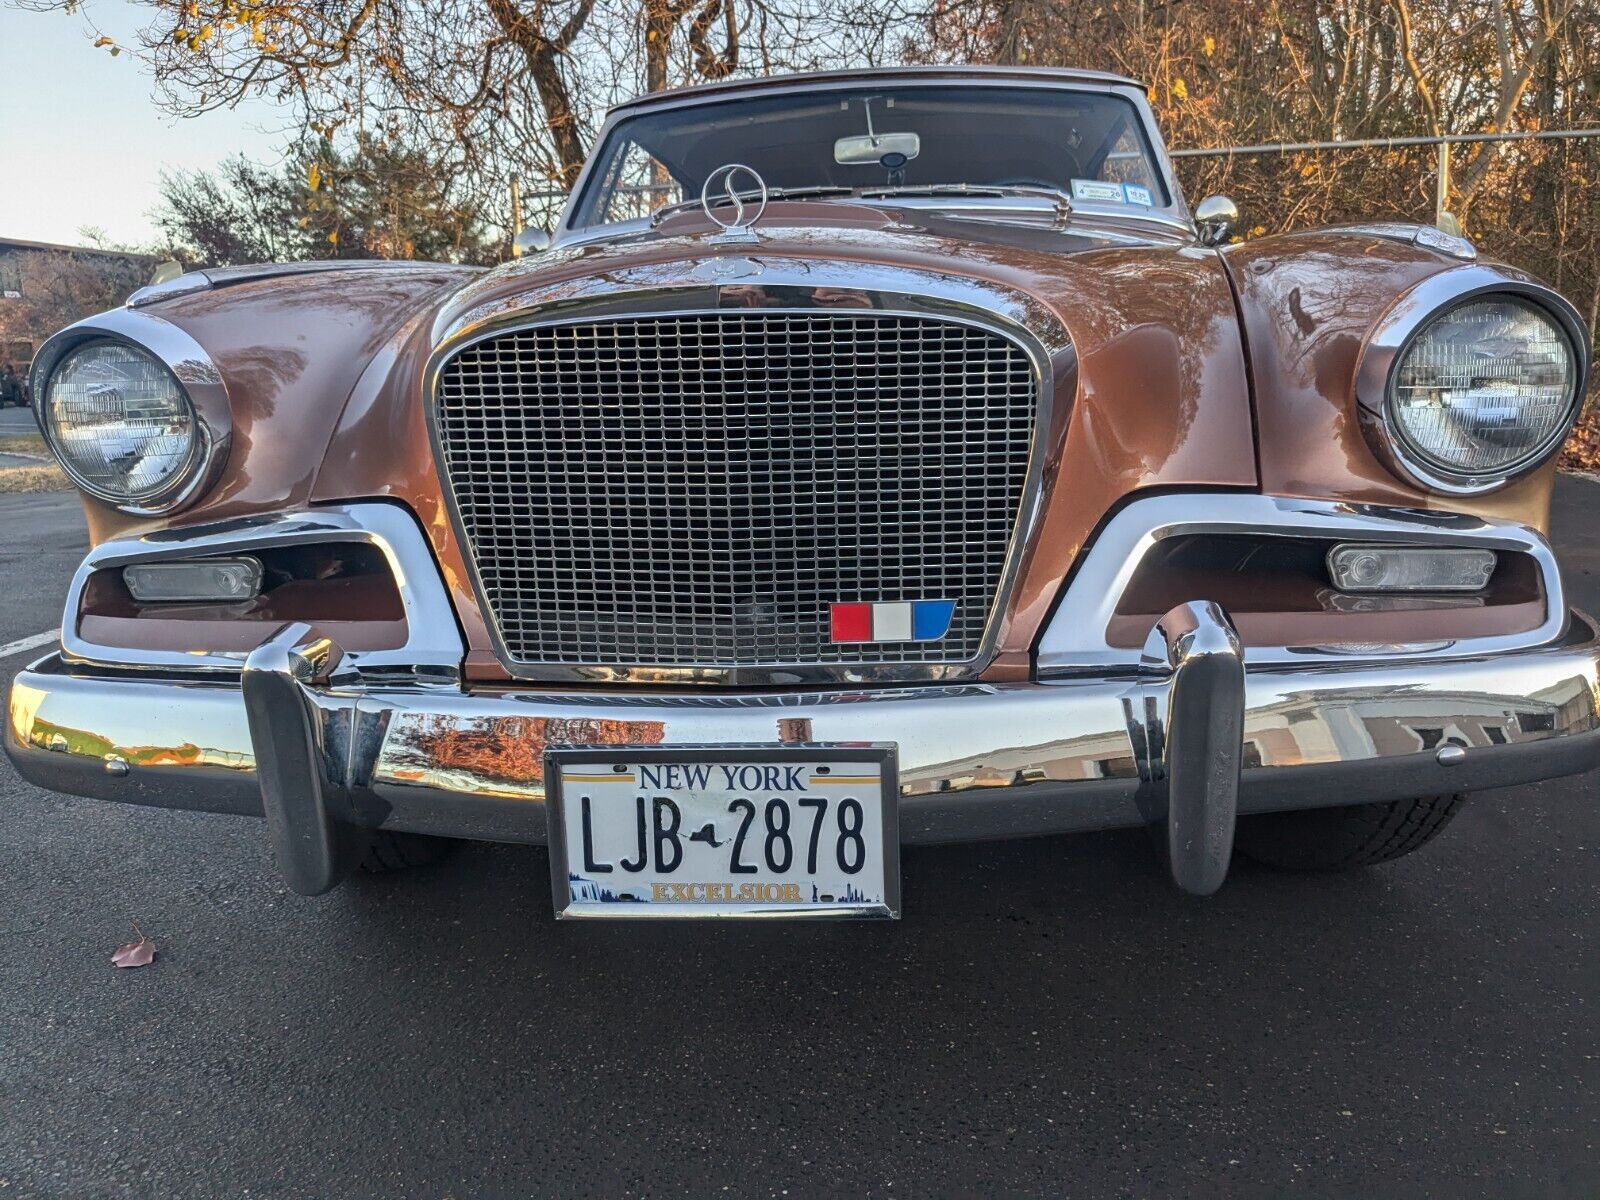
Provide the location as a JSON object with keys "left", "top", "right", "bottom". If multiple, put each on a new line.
{"left": 512, "top": 227, "right": 551, "bottom": 257}
{"left": 1194, "top": 195, "right": 1240, "bottom": 246}
{"left": 148, "top": 259, "right": 185, "bottom": 286}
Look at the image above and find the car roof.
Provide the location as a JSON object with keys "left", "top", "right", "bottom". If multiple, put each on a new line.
{"left": 607, "top": 65, "right": 1147, "bottom": 116}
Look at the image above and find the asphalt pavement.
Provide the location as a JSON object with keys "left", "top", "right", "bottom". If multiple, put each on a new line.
{"left": 1, "top": 482, "right": 1596, "bottom": 1198}
{"left": 0, "top": 404, "right": 40, "bottom": 435}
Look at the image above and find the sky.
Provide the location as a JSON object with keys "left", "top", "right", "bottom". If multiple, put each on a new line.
{"left": 0, "top": 0, "right": 286, "bottom": 248}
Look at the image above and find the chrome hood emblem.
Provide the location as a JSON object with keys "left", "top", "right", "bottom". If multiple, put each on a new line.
{"left": 701, "top": 163, "right": 768, "bottom": 244}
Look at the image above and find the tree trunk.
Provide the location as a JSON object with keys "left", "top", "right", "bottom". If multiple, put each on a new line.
{"left": 528, "top": 43, "right": 589, "bottom": 187}
{"left": 485, "top": 0, "right": 598, "bottom": 188}
{"left": 646, "top": 0, "right": 675, "bottom": 93}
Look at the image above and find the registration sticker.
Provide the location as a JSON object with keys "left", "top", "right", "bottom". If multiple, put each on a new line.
{"left": 1070, "top": 179, "right": 1130, "bottom": 204}
{"left": 1124, "top": 184, "right": 1154, "bottom": 207}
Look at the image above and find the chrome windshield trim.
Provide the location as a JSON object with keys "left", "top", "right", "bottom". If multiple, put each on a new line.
{"left": 557, "top": 74, "right": 1189, "bottom": 241}
{"left": 1037, "top": 493, "right": 1569, "bottom": 675}
{"left": 426, "top": 273, "right": 1071, "bottom": 687}
{"left": 59, "top": 501, "right": 464, "bottom": 682}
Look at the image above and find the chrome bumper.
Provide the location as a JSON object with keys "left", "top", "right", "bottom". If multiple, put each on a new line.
{"left": 9, "top": 607, "right": 1600, "bottom": 895}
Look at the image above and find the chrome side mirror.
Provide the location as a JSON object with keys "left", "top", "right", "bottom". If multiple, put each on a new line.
{"left": 1194, "top": 195, "right": 1240, "bottom": 247}
{"left": 512, "top": 227, "right": 551, "bottom": 257}
{"left": 148, "top": 259, "right": 185, "bottom": 286}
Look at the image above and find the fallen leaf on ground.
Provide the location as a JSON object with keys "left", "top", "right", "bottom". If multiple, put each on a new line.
{"left": 111, "top": 925, "right": 156, "bottom": 969}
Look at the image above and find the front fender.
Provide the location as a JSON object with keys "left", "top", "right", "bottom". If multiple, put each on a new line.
{"left": 1221, "top": 228, "right": 1565, "bottom": 531}
{"left": 72, "top": 263, "right": 481, "bottom": 547}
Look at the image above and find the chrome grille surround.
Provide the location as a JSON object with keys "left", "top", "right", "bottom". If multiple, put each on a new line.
{"left": 427, "top": 281, "right": 1056, "bottom": 685}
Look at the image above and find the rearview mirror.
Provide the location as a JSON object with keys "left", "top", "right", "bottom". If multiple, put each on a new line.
{"left": 834, "top": 132, "right": 921, "bottom": 166}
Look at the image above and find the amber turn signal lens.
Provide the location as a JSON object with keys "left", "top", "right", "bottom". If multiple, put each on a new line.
{"left": 1326, "top": 544, "right": 1496, "bottom": 593}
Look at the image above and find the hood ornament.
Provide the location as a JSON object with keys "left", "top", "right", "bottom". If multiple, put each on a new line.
{"left": 701, "top": 163, "right": 768, "bottom": 244}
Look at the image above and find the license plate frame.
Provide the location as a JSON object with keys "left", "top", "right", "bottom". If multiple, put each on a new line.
{"left": 545, "top": 743, "right": 900, "bottom": 920}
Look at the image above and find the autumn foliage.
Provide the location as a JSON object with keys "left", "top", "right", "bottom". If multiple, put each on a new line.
{"left": 21, "top": 0, "right": 1600, "bottom": 460}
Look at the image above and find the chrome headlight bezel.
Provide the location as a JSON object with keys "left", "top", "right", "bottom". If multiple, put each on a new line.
{"left": 29, "top": 309, "right": 232, "bottom": 515}
{"left": 1355, "top": 269, "right": 1590, "bottom": 495}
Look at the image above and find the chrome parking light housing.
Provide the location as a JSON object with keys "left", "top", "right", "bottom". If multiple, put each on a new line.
{"left": 57, "top": 502, "right": 464, "bottom": 681}
{"left": 1035, "top": 493, "right": 1567, "bottom": 674}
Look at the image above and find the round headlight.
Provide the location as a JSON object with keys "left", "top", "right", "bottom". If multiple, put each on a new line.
{"left": 1388, "top": 295, "right": 1578, "bottom": 481}
{"left": 44, "top": 339, "right": 199, "bottom": 505}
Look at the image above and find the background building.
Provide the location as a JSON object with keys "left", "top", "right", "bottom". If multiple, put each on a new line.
{"left": 0, "top": 236, "right": 157, "bottom": 375}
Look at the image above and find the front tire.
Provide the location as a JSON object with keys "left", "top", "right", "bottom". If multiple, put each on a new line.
{"left": 1235, "top": 794, "right": 1465, "bottom": 872}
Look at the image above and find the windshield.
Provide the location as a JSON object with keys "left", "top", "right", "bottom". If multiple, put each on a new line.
{"left": 572, "top": 85, "right": 1172, "bottom": 230}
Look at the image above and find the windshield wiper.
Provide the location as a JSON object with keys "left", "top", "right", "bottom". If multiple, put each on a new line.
{"left": 649, "top": 186, "right": 857, "bottom": 226}
{"left": 859, "top": 183, "right": 1074, "bottom": 209}
{"left": 854, "top": 183, "right": 1075, "bottom": 228}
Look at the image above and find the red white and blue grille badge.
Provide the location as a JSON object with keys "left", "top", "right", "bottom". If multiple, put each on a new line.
{"left": 829, "top": 600, "right": 956, "bottom": 643}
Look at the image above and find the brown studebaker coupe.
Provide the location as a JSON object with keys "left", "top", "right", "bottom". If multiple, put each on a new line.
{"left": 8, "top": 66, "right": 1595, "bottom": 915}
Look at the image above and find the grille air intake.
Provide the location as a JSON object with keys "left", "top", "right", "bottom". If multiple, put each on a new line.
{"left": 433, "top": 310, "right": 1039, "bottom": 674}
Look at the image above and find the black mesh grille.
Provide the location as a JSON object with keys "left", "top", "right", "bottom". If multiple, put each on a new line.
{"left": 433, "top": 311, "right": 1038, "bottom": 669}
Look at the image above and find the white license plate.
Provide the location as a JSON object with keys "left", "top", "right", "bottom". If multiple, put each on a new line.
{"left": 547, "top": 746, "right": 900, "bottom": 919}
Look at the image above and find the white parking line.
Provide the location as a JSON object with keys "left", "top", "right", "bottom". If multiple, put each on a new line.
{"left": 0, "top": 628, "right": 60, "bottom": 660}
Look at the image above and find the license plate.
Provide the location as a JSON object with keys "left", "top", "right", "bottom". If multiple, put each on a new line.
{"left": 546, "top": 746, "right": 899, "bottom": 919}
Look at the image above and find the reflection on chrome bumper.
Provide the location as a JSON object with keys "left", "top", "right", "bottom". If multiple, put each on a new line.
{"left": 10, "top": 613, "right": 1600, "bottom": 856}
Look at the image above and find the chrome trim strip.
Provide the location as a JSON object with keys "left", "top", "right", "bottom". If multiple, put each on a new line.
{"left": 1036, "top": 494, "right": 1568, "bottom": 674}
{"left": 10, "top": 614, "right": 1599, "bottom": 844}
{"left": 127, "top": 259, "right": 476, "bottom": 308}
{"left": 28, "top": 307, "right": 234, "bottom": 516}
{"left": 1354, "top": 266, "right": 1592, "bottom": 495}
{"left": 425, "top": 274, "right": 1070, "bottom": 686}
{"left": 126, "top": 272, "right": 211, "bottom": 308}
{"left": 1326, "top": 223, "right": 1477, "bottom": 261}
{"left": 58, "top": 502, "right": 464, "bottom": 681}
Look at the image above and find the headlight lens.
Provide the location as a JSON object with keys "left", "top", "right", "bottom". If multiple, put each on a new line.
{"left": 1389, "top": 296, "right": 1577, "bottom": 479}
{"left": 44, "top": 340, "right": 198, "bottom": 504}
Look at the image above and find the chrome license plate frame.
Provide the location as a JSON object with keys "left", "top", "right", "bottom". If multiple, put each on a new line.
{"left": 546, "top": 744, "right": 900, "bottom": 920}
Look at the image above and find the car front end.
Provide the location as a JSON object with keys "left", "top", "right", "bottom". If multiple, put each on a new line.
{"left": 7, "top": 67, "right": 1597, "bottom": 911}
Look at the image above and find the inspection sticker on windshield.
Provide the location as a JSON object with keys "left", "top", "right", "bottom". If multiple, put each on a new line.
{"left": 1124, "top": 184, "right": 1154, "bottom": 207}
{"left": 1071, "top": 179, "right": 1131, "bottom": 203}
{"left": 546, "top": 745, "right": 900, "bottom": 920}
